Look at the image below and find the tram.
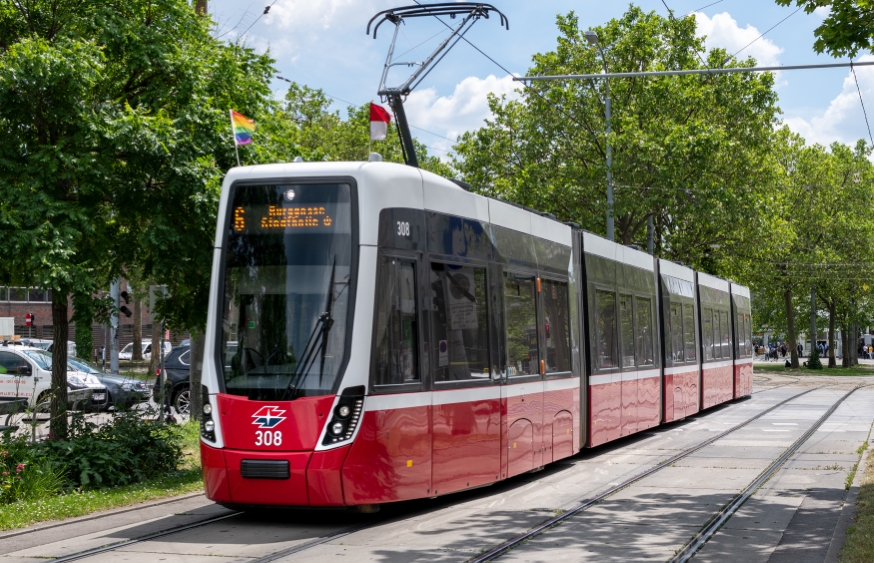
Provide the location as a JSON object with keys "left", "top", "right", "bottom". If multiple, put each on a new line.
{"left": 199, "top": 161, "right": 753, "bottom": 508}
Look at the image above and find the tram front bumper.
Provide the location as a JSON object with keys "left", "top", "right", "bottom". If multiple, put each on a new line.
{"left": 201, "top": 442, "right": 351, "bottom": 507}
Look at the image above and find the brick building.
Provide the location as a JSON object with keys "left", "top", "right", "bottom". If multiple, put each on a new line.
{"left": 0, "top": 281, "right": 189, "bottom": 360}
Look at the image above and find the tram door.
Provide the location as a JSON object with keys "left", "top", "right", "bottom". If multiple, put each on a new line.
{"left": 428, "top": 260, "right": 501, "bottom": 496}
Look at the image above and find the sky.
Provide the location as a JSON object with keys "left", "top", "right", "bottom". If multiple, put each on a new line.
{"left": 205, "top": 0, "right": 874, "bottom": 160}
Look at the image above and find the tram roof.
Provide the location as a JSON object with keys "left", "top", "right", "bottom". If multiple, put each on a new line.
{"left": 659, "top": 259, "right": 694, "bottom": 283}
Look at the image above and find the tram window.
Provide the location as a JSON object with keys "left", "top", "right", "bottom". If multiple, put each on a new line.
{"left": 712, "top": 309, "right": 722, "bottom": 359}
{"left": 670, "top": 303, "right": 683, "bottom": 363}
{"left": 542, "top": 279, "right": 571, "bottom": 373}
{"left": 504, "top": 272, "right": 539, "bottom": 376}
{"left": 744, "top": 314, "right": 752, "bottom": 357}
{"left": 595, "top": 290, "right": 618, "bottom": 369}
{"left": 430, "top": 263, "right": 490, "bottom": 382}
{"left": 720, "top": 310, "right": 730, "bottom": 358}
{"left": 702, "top": 308, "right": 714, "bottom": 361}
{"left": 373, "top": 258, "right": 419, "bottom": 386}
{"left": 619, "top": 294, "right": 635, "bottom": 368}
{"left": 636, "top": 297, "right": 654, "bottom": 366}
{"left": 683, "top": 304, "right": 696, "bottom": 362}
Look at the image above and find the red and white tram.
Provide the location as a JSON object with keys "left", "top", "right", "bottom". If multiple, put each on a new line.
{"left": 199, "top": 161, "right": 753, "bottom": 508}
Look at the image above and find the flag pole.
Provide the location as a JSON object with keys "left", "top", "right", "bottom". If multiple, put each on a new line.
{"left": 229, "top": 109, "right": 241, "bottom": 167}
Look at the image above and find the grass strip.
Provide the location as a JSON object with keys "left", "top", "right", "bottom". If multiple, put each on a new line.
{"left": 0, "top": 468, "right": 203, "bottom": 531}
{"left": 754, "top": 363, "right": 874, "bottom": 377}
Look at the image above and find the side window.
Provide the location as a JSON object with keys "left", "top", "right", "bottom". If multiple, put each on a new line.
{"left": 636, "top": 297, "right": 654, "bottom": 366}
{"left": 720, "top": 310, "right": 730, "bottom": 359}
{"left": 595, "top": 290, "right": 617, "bottom": 369}
{"left": 431, "top": 262, "right": 489, "bottom": 382}
{"left": 702, "top": 308, "right": 713, "bottom": 361}
{"left": 744, "top": 313, "right": 752, "bottom": 357}
{"left": 504, "top": 272, "right": 538, "bottom": 376}
{"left": 712, "top": 309, "right": 722, "bottom": 359}
{"left": 683, "top": 304, "right": 696, "bottom": 362}
{"left": 670, "top": 303, "right": 683, "bottom": 363}
{"left": 542, "top": 279, "right": 571, "bottom": 374}
{"left": 373, "top": 258, "right": 420, "bottom": 386}
{"left": 619, "top": 295, "right": 635, "bottom": 368}
{"left": 0, "top": 352, "right": 27, "bottom": 375}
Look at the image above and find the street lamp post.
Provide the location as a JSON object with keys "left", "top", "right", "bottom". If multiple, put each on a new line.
{"left": 585, "top": 30, "right": 613, "bottom": 241}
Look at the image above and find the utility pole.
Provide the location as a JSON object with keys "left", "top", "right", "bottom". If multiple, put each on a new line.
{"left": 585, "top": 30, "right": 614, "bottom": 241}
{"left": 110, "top": 280, "right": 120, "bottom": 375}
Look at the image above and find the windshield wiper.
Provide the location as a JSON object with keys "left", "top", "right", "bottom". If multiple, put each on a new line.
{"left": 283, "top": 259, "right": 337, "bottom": 400}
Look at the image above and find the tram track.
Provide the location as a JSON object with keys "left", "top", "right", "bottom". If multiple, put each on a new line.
{"left": 668, "top": 384, "right": 866, "bottom": 562}
{"left": 468, "top": 384, "right": 828, "bottom": 563}
{"left": 44, "top": 384, "right": 825, "bottom": 563}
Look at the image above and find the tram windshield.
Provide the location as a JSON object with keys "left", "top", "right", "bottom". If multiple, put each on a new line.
{"left": 219, "top": 182, "right": 355, "bottom": 400}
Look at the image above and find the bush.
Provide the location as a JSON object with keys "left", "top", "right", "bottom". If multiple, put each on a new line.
{"left": 1, "top": 410, "right": 185, "bottom": 498}
{"left": 0, "top": 443, "right": 65, "bottom": 504}
{"left": 39, "top": 411, "right": 184, "bottom": 488}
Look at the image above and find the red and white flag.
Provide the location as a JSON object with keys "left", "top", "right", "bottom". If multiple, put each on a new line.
{"left": 370, "top": 103, "right": 392, "bottom": 141}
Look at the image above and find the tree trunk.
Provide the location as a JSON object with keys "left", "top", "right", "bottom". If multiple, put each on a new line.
{"left": 784, "top": 288, "right": 799, "bottom": 368}
{"left": 132, "top": 290, "right": 143, "bottom": 361}
{"left": 50, "top": 292, "right": 69, "bottom": 440}
{"left": 828, "top": 303, "right": 837, "bottom": 368}
{"left": 842, "top": 322, "right": 851, "bottom": 368}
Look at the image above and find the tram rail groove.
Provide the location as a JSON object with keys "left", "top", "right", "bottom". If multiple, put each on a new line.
{"left": 669, "top": 384, "right": 866, "bottom": 562}
{"left": 468, "top": 385, "right": 826, "bottom": 563}
{"left": 48, "top": 511, "right": 243, "bottom": 563}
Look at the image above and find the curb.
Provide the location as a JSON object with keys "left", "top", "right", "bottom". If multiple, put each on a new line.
{"left": 0, "top": 491, "right": 205, "bottom": 541}
{"left": 824, "top": 434, "right": 873, "bottom": 562}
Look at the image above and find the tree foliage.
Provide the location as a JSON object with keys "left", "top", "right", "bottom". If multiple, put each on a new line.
{"left": 452, "top": 7, "right": 780, "bottom": 272}
{"left": 775, "top": 0, "right": 874, "bottom": 57}
{"left": 0, "top": 0, "right": 274, "bottom": 437}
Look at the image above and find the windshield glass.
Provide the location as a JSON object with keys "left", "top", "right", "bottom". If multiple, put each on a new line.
{"left": 220, "top": 182, "right": 356, "bottom": 400}
{"left": 68, "top": 358, "right": 101, "bottom": 374}
{"left": 24, "top": 350, "right": 52, "bottom": 370}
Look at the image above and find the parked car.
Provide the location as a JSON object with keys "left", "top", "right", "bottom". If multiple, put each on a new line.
{"left": 46, "top": 340, "right": 77, "bottom": 358}
{"left": 119, "top": 341, "right": 172, "bottom": 361}
{"left": 67, "top": 357, "right": 150, "bottom": 409}
{"left": 19, "top": 339, "right": 51, "bottom": 350}
{"left": 152, "top": 345, "right": 190, "bottom": 414}
{"left": 0, "top": 345, "right": 107, "bottom": 412}
{"left": 151, "top": 342, "right": 238, "bottom": 415}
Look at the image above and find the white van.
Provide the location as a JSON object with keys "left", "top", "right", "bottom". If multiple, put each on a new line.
{"left": 119, "top": 342, "right": 172, "bottom": 361}
{"left": 0, "top": 345, "right": 107, "bottom": 410}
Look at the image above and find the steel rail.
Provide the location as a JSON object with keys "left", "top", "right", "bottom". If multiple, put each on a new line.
{"left": 249, "top": 518, "right": 390, "bottom": 563}
{"left": 49, "top": 511, "right": 243, "bottom": 563}
{"left": 670, "top": 385, "right": 865, "bottom": 562}
{"left": 469, "top": 385, "right": 824, "bottom": 563}
{"left": 516, "top": 60, "right": 874, "bottom": 82}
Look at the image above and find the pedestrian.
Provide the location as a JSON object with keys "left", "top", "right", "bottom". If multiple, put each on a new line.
{"left": 797, "top": 343, "right": 803, "bottom": 358}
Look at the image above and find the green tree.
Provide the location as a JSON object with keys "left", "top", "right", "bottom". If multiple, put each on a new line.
{"left": 0, "top": 0, "right": 274, "bottom": 438}
{"left": 775, "top": 1, "right": 874, "bottom": 57}
{"left": 452, "top": 7, "right": 779, "bottom": 271}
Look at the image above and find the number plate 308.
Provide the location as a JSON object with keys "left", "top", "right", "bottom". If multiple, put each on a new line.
{"left": 255, "top": 430, "right": 282, "bottom": 446}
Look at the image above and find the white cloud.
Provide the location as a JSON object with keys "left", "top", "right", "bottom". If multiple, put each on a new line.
{"left": 814, "top": 6, "right": 831, "bottom": 18}
{"left": 403, "top": 75, "right": 521, "bottom": 157}
{"left": 693, "top": 12, "right": 783, "bottom": 67}
{"left": 783, "top": 55, "right": 874, "bottom": 147}
{"left": 265, "top": 0, "right": 391, "bottom": 31}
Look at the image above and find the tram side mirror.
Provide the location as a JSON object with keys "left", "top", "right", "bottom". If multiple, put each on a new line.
{"left": 17, "top": 364, "right": 32, "bottom": 376}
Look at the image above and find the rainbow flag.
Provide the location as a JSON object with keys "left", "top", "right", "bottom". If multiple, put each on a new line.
{"left": 230, "top": 110, "right": 255, "bottom": 146}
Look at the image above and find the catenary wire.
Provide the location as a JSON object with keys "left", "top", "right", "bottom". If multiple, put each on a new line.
{"left": 239, "top": 0, "right": 282, "bottom": 39}
{"left": 850, "top": 62, "right": 874, "bottom": 146}
{"left": 731, "top": 6, "right": 801, "bottom": 60}
{"left": 685, "top": 0, "right": 725, "bottom": 17}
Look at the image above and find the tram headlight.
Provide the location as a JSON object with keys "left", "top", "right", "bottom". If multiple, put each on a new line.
{"left": 203, "top": 403, "right": 213, "bottom": 416}
{"left": 204, "top": 420, "right": 215, "bottom": 433}
{"left": 331, "top": 421, "right": 345, "bottom": 436}
{"left": 336, "top": 404, "right": 351, "bottom": 418}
